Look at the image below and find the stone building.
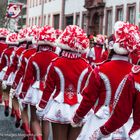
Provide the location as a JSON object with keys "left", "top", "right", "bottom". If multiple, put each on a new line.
{"left": 85, "top": 0, "right": 140, "bottom": 36}
{"left": 27, "top": 0, "right": 86, "bottom": 30}
{"left": 26, "top": 0, "right": 140, "bottom": 36}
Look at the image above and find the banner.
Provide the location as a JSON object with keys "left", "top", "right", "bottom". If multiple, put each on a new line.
{"left": 6, "top": 3, "right": 23, "bottom": 18}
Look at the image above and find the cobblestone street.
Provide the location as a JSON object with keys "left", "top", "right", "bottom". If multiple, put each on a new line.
{"left": 0, "top": 105, "right": 24, "bottom": 140}
{"left": 0, "top": 104, "right": 53, "bottom": 140}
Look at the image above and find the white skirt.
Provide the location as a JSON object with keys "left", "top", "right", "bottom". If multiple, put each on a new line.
{"left": 77, "top": 113, "right": 133, "bottom": 140}
{"left": 0, "top": 66, "right": 8, "bottom": 81}
{"left": 6, "top": 72, "right": 16, "bottom": 86}
{"left": 42, "top": 99, "right": 93, "bottom": 124}
{"left": 23, "top": 86, "right": 43, "bottom": 106}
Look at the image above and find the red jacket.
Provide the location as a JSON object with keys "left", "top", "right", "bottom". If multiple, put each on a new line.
{"left": 3, "top": 46, "right": 26, "bottom": 80}
{"left": 99, "top": 65, "right": 140, "bottom": 138}
{"left": 0, "top": 46, "right": 16, "bottom": 71}
{"left": 0, "top": 42, "right": 8, "bottom": 58}
{"left": 129, "top": 49, "right": 140, "bottom": 65}
{"left": 39, "top": 50, "right": 92, "bottom": 108}
{"left": 73, "top": 55, "right": 132, "bottom": 120}
{"left": 88, "top": 45, "right": 108, "bottom": 65}
{"left": 12, "top": 48, "right": 37, "bottom": 89}
{"left": 21, "top": 49, "right": 58, "bottom": 97}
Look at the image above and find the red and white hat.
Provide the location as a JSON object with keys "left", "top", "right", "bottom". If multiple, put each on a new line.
{"left": 56, "top": 25, "right": 89, "bottom": 53}
{"left": 113, "top": 21, "right": 140, "bottom": 55}
{"left": 55, "top": 29, "right": 63, "bottom": 39}
{"left": 18, "top": 27, "right": 29, "bottom": 42}
{"left": 26, "top": 25, "right": 41, "bottom": 43}
{"left": 0, "top": 28, "right": 10, "bottom": 38}
{"left": 6, "top": 32, "right": 19, "bottom": 45}
{"left": 38, "top": 25, "right": 56, "bottom": 46}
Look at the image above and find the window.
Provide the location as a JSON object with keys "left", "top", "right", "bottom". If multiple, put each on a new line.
{"left": 82, "top": 13, "right": 87, "bottom": 32}
{"left": 127, "top": 4, "right": 136, "bottom": 24}
{"left": 32, "top": 17, "right": 34, "bottom": 25}
{"left": 29, "top": 18, "right": 31, "bottom": 26}
{"left": 22, "top": 8, "right": 26, "bottom": 15}
{"left": 48, "top": 15, "right": 50, "bottom": 25}
{"left": 36, "top": 0, "right": 38, "bottom": 6}
{"left": 30, "top": 0, "right": 32, "bottom": 7}
{"left": 66, "top": 16, "right": 73, "bottom": 26}
{"left": 76, "top": 14, "right": 80, "bottom": 26}
{"left": 39, "top": 0, "right": 41, "bottom": 4}
{"left": 33, "top": 0, "right": 34, "bottom": 7}
{"left": 38, "top": 16, "right": 41, "bottom": 26}
{"left": 106, "top": 9, "right": 112, "bottom": 36}
{"left": 116, "top": 6, "right": 123, "bottom": 21}
{"left": 22, "top": 18, "right": 26, "bottom": 26}
{"left": 35, "top": 17, "right": 37, "bottom": 25}
{"left": 53, "top": 14, "right": 60, "bottom": 29}
{"left": 44, "top": 15, "right": 46, "bottom": 26}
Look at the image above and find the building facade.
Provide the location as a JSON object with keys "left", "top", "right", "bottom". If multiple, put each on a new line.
{"left": 26, "top": 0, "right": 140, "bottom": 36}
{"left": 103, "top": 0, "right": 140, "bottom": 36}
{"left": 27, "top": 0, "right": 87, "bottom": 30}
{"left": 85, "top": 0, "right": 140, "bottom": 36}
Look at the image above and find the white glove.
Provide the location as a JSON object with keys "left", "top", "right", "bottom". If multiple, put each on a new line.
{"left": 129, "top": 129, "right": 140, "bottom": 140}
{"left": 71, "top": 113, "right": 83, "bottom": 127}
{"left": 2, "top": 81, "right": 7, "bottom": 90}
{"left": 9, "top": 88, "right": 16, "bottom": 98}
{"left": 36, "top": 105, "right": 45, "bottom": 119}
{"left": 71, "top": 118, "right": 83, "bottom": 127}
{"left": 89, "top": 129, "right": 108, "bottom": 140}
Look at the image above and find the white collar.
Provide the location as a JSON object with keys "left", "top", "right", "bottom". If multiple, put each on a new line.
{"left": 61, "top": 50, "right": 81, "bottom": 58}
{"left": 111, "top": 54, "right": 129, "bottom": 61}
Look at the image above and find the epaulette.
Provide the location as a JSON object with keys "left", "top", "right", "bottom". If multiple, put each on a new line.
{"left": 81, "top": 57, "right": 89, "bottom": 64}
{"left": 96, "top": 59, "right": 110, "bottom": 66}
{"left": 131, "top": 65, "right": 140, "bottom": 74}
{"left": 51, "top": 57, "right": 60, "bottom": 62}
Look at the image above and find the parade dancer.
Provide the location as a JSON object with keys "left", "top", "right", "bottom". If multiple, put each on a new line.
{"left": 1, "top": 33, "right": 18, "bottom": 117}
{"left": 10, "top": 27, "right": 39, "bottom": 124}
{"left": 71, "top": 21, "right": 140, "bottom": 139}
{"left": 88, "top": 34, "right": 108, "bottom": 67}
{"left": 10, "top": 27, "right": 38, "bottom": 139}
{"left": 90, "top": 65, "right": 140, "bottom": 140}
{"left": 19, "top": 25, "right": 58, "bottom": 140}
{"left": 3, "top": 28, "right": 28, "bottom": 127}
{"left": 36, "top": 25, "right": 92, "bottom": 140}
{"left": 0, "top": 28, "right": 9, "bottom": 103}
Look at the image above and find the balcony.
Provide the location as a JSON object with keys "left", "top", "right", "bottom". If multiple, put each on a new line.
{"left": 84, "top": 0, "right": 105, "bottom": 9}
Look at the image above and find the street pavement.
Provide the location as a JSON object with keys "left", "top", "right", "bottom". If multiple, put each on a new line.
{"left": 0, "top": 104, "right": 53, "bottom": 140}
{"left": 0, "top": 105, "right": 24, "bottom": 140}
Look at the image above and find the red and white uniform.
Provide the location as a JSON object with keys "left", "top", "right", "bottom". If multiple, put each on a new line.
{"left": 88, "top": 45, "right": 108, "bottom": 66}
{"left": 0, "top": 46, "right": 16, "bottom": 81}
{"left": 38, "top": 50, "right": 92, "bottom": 123}
{"left": 129, "top": 50, "right": 140, "bottom": 65}
{"left": 73, "top": 54, "right": 133, "bottom": 140}
{"left": 3, "top": 45, "right": 26, "bottom": 86}
{"left": 12, "top": 48, "right": 37, "bottom": 97}
{"left": 0, "top": 42, "right": 8, "bottom": 80}
{"left": 0, "top": 41, "right": 8, "bottom": 59}
{"left": 20, "top": 46, "right": 58, "bottom": 106}
{"left": 98, "top": 65, "right": 140, "bottom": 140}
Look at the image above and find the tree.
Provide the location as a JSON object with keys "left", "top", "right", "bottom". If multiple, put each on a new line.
{"left": 0, "top": 0, "right": 8, "bottom": 28}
